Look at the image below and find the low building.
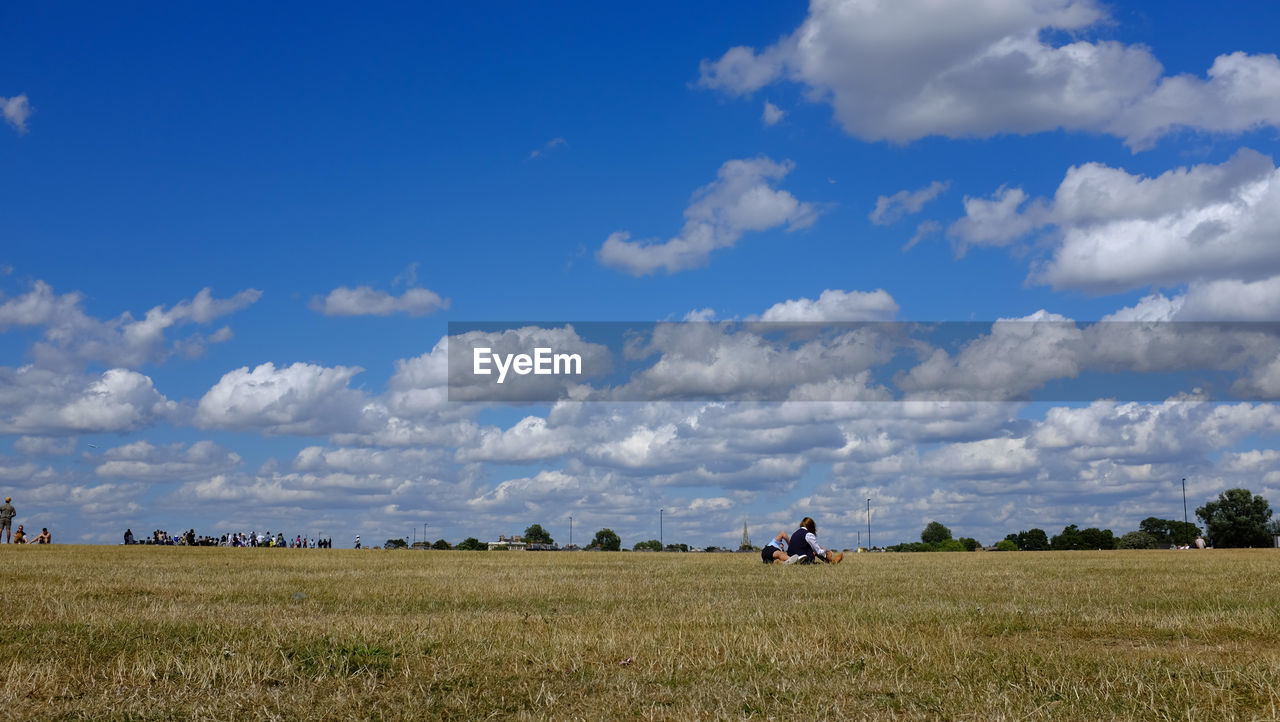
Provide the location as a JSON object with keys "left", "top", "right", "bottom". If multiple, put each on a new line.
{"left": 487, "top": 534, "right": 527, "bottom": 551}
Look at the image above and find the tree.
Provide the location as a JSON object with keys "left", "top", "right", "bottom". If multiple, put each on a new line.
{"left": 664, "top": 543, "right": 689, "bottom": 552}
{"left": 933, "top": 538, "right": 965, "bottom": 552}
{"left": 994, "top": 539, "right": 1017, "bottom": 552}
{"left": 591, "top": 528, "right": 621, "bottom": 551}
{"left": 1197, "top": 488, "right": 1273, "bottom": 547}
{"left": 385, "top": 538, "right": 408, "bottom": 550}
{"left": 456, "top": 537, "right": 485, "bottom": 551}
{"left": 1079, "top": 527, "right": 1116, "bottom": 550}
{"left": 1007, "top": 528, "right": 1049, "bottom": 551}
{"left": 633, "top": 539, "right": 662, "bottom": 551}
{"left": 432, "top": 538, "right": 452, "bottom": 550}
{"left": 921, "top": 521, "right": 952, "bottom": 545}
{"left": 524, "top": 524, "right": 554, "bottom": 545}
{"left": 1051, "top": 524, "right": 1085, "bottom": 550}
{"left": 1117, "top": 531, "right": 1157, "bottom": 549}
{"left": 958, "top": 537, "right": 980, "bottom": 552}
{"left": 1138, "top": 517, "right": 1202, "bottom": 547}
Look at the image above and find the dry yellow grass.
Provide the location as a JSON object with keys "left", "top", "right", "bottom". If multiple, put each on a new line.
{"left": 1, "top": 546, "right": 1278, "bottom": 720}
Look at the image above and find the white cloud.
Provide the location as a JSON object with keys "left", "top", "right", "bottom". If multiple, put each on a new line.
{"left": 456, "top": 416, "right": 579, "bottom": 463}
{"left": 94, "top": 440, "right": 242, "bottom": 482}
{"left": 869, "top": 181, "right": 949, "bottom": 225}
{"left": 597, "top": 157, "right": 817, "bottom": 275}
{"left": 762, "top": 101, "right": 785, "bottom": 126}
{"left": 756, "top": 288, "right": 899, "bottom": 322}
{"left": 311, "top": 285, "right": 449, "bottom": 317}
{"left": 1105, "top": 277, "right": 1280, "bottom": 322}
{"left": 921, "top": 437, "right": 1038, "bottom": 478}
{"left": 1112, "top": 52, "right": 1280, "bottom": 150}
{"left": 698, "top": 0, "right": 1280, "bottom": 149}
{"left": 903, "top": 220, "right": 942, "bottom": 251}
{"left": 0, "top": 367, "right": 176, "bottom": 434}
{"left": 1, "top": 94, "right": 31, "bottom": 134}
{"left": 897, "top": 311, "right": 1083, "bottom": 401}
{"left": 948, "top": 186, "right": 1048, "bottom": 251}
{"left": 528, "top": 137, "right": 567, "bottom": 160}
{"left": 0, "top": 282, "right": 260, "bottom": 368}
{"left": 951, "top": 149, "right": 1280, "bottom": 293}
{"left": 13, "top": 436, "right": 77, "bottom": 456}
{"left": 194, "top": 362, "right": 368, "bottom": 435}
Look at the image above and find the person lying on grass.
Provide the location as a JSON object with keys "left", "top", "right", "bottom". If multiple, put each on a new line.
{"left": 785, "top": 517, "right": 843, "bottom": 564}
{"left": 761, "top": 530, "right": 791, "bottom": 564}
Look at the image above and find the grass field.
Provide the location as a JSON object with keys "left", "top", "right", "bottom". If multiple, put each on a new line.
{"left": 1, "top": 547, "right": 1278, "bottom": 720}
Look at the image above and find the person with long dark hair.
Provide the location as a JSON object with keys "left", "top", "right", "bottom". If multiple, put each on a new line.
{"left": 784, "top": 516, "right": 843, "bottom": 564}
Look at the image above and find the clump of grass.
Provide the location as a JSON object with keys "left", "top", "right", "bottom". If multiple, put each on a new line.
{"left": 0, "top": 546, "right": 1278, "bottom": 719}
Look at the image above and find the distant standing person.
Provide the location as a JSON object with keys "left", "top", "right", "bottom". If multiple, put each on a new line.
{"left": 354, "top": 535, "right": 361, "bottom": 549}
{"left": 0, "top": 497, "right": 14, "bottom": 543}
{"left": 785, "top": 517, "right": 843, "bottom": 564}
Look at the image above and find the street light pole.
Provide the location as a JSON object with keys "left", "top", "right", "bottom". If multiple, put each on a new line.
{"left": 866, "top": 498, "right": 871, "bottom": 550}
{"left": 1182, "top": 478, "right": 1188, "bottom": 525}
{"left": 569, "top": 516, "right": 573, "bottom": 548}
{"left": 660, "top": 508, "right": 664, "bottom": 548}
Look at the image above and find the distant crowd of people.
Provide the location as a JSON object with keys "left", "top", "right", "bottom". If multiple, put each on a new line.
{"left": 123, "top": 528, "right": 336, "bottom": 548}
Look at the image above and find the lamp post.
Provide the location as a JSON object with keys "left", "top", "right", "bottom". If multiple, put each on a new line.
{"left": 866, "top": 498, "right": 872, "bottom": 550}
{"left": 660, "top": 508, "right": 664, "bottom": 549}
{"left": 1182, "top": 478, "right": 1188, "bottom": 525}
{"left": 569, "top": 516, "right": 573, "bottom": 549}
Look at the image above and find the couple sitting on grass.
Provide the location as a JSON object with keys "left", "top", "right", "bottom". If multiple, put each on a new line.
{"left": 760, "top": 516, "right": 843, "bottom": 565}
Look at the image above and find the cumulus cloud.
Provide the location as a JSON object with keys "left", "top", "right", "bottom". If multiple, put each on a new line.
{"left": 755, "top": 288, "right": 899, "bottom": 322}
{"left": 951, "top": 149, "right": 1280, "bottom": 293}
{"left": 897, "top": 311, "right": 1084, "bottom": 401}
{"left": 610, "top": 322, "right": 897, "bottom": 401}
{"left": 94, "top": 440, "right": 242, "bottom": 482}
{"left": 195, "top": 362, "right": 369, "bottom": 435}
{"left": 597, "top": 157, "right": 817, "bottom": 275}
{"left": 0, "top": 367, "right": 176, "bottom": 435}
{"left": 455, "top": 416, "right": 579, "bottom": 463}
{"left": 1, "top": 94, "right": 31, "bottom": 134}
{"left": 1105, "top": 277, "right": 1280, "bottom": 322}
{"left": 0, "top": 282, "right": 260, "bottom": 369}
{"left": 698, "top": 0, "right": 1280, "bottom": 149}
{"left": 311, "top": 285, "right": 449, "bottom": 317}
{"left": 762, "top": 101, "right": 785, "bottom": 126}
{"left": 13, "top": 436, "right": 76, "bottom": 456}
{"left": 869, "top": 181, "right": 949, "bottom": 225}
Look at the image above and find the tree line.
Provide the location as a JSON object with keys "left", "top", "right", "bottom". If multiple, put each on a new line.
{"left": 889, "top": 488, "right": 1276, "bottom": 552}
{"left": 383, "top": 488, "right": 1275, "bottom": 553}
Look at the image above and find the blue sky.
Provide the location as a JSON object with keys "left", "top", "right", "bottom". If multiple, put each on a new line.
{"left": 3, "top": 0, "right": 1280, "bottom": 547}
